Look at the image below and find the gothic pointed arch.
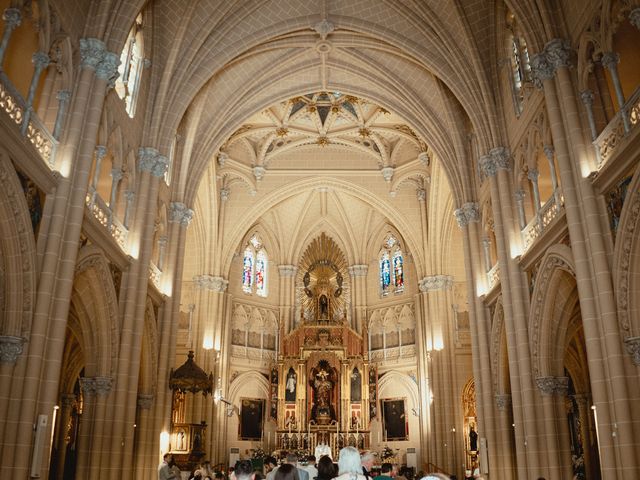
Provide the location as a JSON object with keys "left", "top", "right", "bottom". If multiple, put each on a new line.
{"left": 490, "top": 297, "right": 510, "bottom": 394}
{"left": 528, "top": 245, "right": 577, "bottom": 378}
{"left": 0, "top": 149, "right": 37, "bottom": 347}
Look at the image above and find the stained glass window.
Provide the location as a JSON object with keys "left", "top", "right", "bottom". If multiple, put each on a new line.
{"left": 242, "top": 248, "right": 254, "bottom": 293}
{"left": 379, "top": 233, "right": 404, "bottom": 296}
{"left": 256, "top": 250, "right": 267, "bottom": 297}
{"left": 242, "top": 234, "right": 268, "bottom": 297}
{"left": 115, "top": 14, "right": 144, "bottom": 117}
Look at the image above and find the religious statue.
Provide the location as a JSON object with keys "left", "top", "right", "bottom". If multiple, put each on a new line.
{"left": 319, "top": 294, "right": 329, "bottom": 318}
{"left": 350, "top": 367, "right": 362, "bottom": 401}
{"left": 285, "top": 369, "right": 296, "bottom": 402}
{"left": 469, "top": 426, "right": 478, "bottom": 451}
{"left": 310, "top": 361, "right": 336, "bottom": 424}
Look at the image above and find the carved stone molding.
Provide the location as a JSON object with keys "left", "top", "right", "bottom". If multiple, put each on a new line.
{"left": 220, "top": 188, "right": 230, "bottom": 202}
{"left": 169, "top": 202, "right": 194, "bottom": 227}
{"left": 79, "top": 38, "right": 105, "bottom": 70}
{"left": 313, "top": 19, "right": 335, "bottom": 39}
{"left": 80, "top": 376, "right": 113, "bottom": 396}
{"left": 419, "top": 275, "right": 453, "bottom": 292}
{"left": 278, "top": 265, "right": 297, "bottom": 277}
{"left": 617, "top": 189, "right": 640, "bottom": 341}
{"left": 535, "top": 376, "right": 569, "bottom": 396}
{"left": 193, "top": 274, "right": 228, "bottom": 292}
{"left": 217, "top": 152, "right": 228, "bottom": 167}
{"left": 580, "top": 90, "right": 594, "bottom": 107}
{"left": 490, "top": 147, "right": 511, "bottom": 171}
{"left": 381, "top": 166, "right": 394, "bottom": 182}
{"left": 348, "top": 264, "right": 368, "bottom": 277}
{"left": 600, "top": 51, "right": 620, "bottom": 70}
{"left": 137, "top": 147, "right": 159, "bottom": 172}
{"left": 418, "top": 151, "right": 430, "bottom": 166}
{"left": 495, "top": 394, "right": 511, "bottom": 411}
{"left": 60, "top": 393, "right": 77, "bottom": 408}
{"left": 454, "top": 202, "right": 480, "bottom": 228}
{"left": 96, "top": 51, "right": 120, "bottom": 86}
{"left": 545, "top": 39, "right": 574, "bottom": 70}
{"left": 137, "top": 394, "right": 155, "bottom": 410}
{"left": 531, "top": 52, "right": 554, "bottom": 87}
{"left": 416, "top": 188, "right": 426, "bottom": 202}
{"left": 2, "top": 8, "right": 21, "bottom": 29}
{"left": 0, "top": 335, "right": 25, "bottom": 364}
{"left": 624, "top": 337, "right": 640, "bottom": 366}
{"left": 479, "top": 153, "right": 496, "bottom": 178}
{"left": 253, "top": 166, "right": 266, "bottom": 181}
{"left": 31, "top": 51, "right": 50, "bottom": 70}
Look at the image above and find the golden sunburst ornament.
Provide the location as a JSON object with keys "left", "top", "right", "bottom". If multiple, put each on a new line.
{"left": 358, "top": 127, "right": 371, "bottom": 138}
{"left": 317, "top": 136, "right": 329, "bottom": 147}
{"left": 276, "top": 127, "right": 288, "bottom": 137}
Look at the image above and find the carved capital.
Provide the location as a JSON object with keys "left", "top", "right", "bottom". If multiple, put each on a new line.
{"left": 454, "top": 208, "right": 467, "bottom": 228}
{"left": 419, "top": 275, "right": 453, "bottom": 292}
{"left": 31, "top": 51, "right": 50, "bottom": 70}
{"left": 462, "top": 202, "right": 480, "bottom": 223}
{"left": 220, "top": 188, "right": 230, "bottom": 202}
{"left": 217, "top": 152, "right": 228, "bottom": 167}
{"left": 137, "top": 394, "right": 154, "bottom": 410}
{"left": 530, "top": 52, "right": 554, "bottom": 87}
{"left": 2, "top": 8, "right": 21, "bottom": 29}
{"left": 56, "top": 89, "right": 71, "bottom": 102}
{"left": 416, "top": 188, "right": 426, "bottom": 202}
{"left": 79, "top": 377, "right": 96, "bottom": 396}
{"left": 95, "top": 144, "right": 107, "bottom": 161}
{"left": 79, "top": 38, "right": 106, "bottom": 70}
{"left": 151, "top": 155, "right": 169, "bottom": 178}
{"left": 125, "top": 190, "right": 135, "bottom": 202}
{"left": 600, "top": 51, "right": 620, "bottom": 71}
{"left": 479, "top": 153, "right": 497, "bottom": 178}
{"left": 527, "top": 168, "right": 539, "bottom": 182}
{"left": 381, "top": 166, "right": 394, "bottom": 182}
{"left": 624, "top": 336, "right": 640, "bottom": 366}
{"left": 278, "top": 265, "right": 297, "bottom": 277}
{"left": 96, "top": 51, "right": 120, "bottom": 86}
{"left": 348, "top": 264, "right": 369, "bottom": 277}
{"left": 490, "top": 147, "right": 511, "bottom": 171}
{"left": 580, "top": 89, "right": 594, "bottom": 107}
{"left": 169, "top": 202, "right": 194, "bottom": 227}
{"left": 514, "top": 189, "right": 526, "bottom": 203}
{"left": 545, "top": 39, "right": 574, "bottom": 70}
{"left": 630, "top": 8, "right": 640, "bottom": 30}
{"left": 193, "top": 274, "right": 228, "bottom": 292}
{"left": 0, "top": 335, "right": 25, "bottom": 364}
{"left": 418, "top": 151, "right": 430, "bottom": 166}
{"left": 111, "top": 168, "right": 124, "bottom": 182}
{"left": 543, "top": 144, "right": 555, "bottom": 160}
{"left": 60, "top": 393, "right": 77, "bottom": 408}
{"left": 495, "top": 394, "right": 511, "bottom": 411}
{"left": 535, "top": 376, "right": 568, "bottom": 396}
{"left": 137, "top": 147, "right": 159, "bottom": 172}
{"left": 93, "top": 376, "right": 113, "bottom": 396}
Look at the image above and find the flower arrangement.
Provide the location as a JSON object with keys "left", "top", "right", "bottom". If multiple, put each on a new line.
{"left": 252, "top": 447, "right": 266, "bottom": 459}
{"left": 381, "top": 446, "right": 395, "bottom": 460}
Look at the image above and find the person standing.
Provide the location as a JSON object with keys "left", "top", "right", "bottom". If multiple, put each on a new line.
{"left": 373, "top": 464, "right": 393, "bottom": 480}
{"left": 303, "top": 455, "right": 318, "bottom": 480}
{"left": 159, "top": 453, "right": 178, "bottom": 480}
{"left": 361, "top": 452, "right": 375, "bottom": 480}
{"left": 335, "top": 447, "right": 367, "bottom": 480}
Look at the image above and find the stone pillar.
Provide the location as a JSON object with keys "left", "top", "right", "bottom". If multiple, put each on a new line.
{"left": 124, "top": 190, "right": 135, "bottom": 228}
{"left": 536, "top": 377, "right": 566, "bottom": 480}
{"left": 454, "top": 203, "right": 504, "bottom": 478}
{"left": 0, "top": 8, "right": 21, "bottom": 65}
{"left": 89, "top": 145, "right": 107, "bottom": 206}
{"left": 347, "top": 264, "right": 368, "bottom": 334}
{"left": 21, "top": 51, "right": 50, "bottom": 135}
{"left": 157, "top": 235, "right": 168, "bottom": 271}
{"left": 479, "top": 149, "right": 542, "bottom": 477}
{"left": 105, "top": 149, "right": 167, "bottom": 480}
{"left": 601, "top": 52, "right": 630, "bottom": 133}
{"left": 134, "top": 394, "right": 155, "bottom": 480}
{"left": 278, "top": 265, "right": 297, "bottom": 335}
{"left": 528, "top": 168, "right": 541, "bottom": 215}
{"left": 109, "top": 167, "right": 123, "bottom": 210}
{"left": 495, "top": 394, "right": 515, "bottom": 479}
{"left": 88, "top": 377, "right": 113, "bottom": 476}
{"left": 533, "top": 39, "right": 638, "bottom": 477}
{"left": 54, "top": 393, "right": 76, "bottom": 480}
{"left": 151, "top": 202, "right": 193, "bottom": 469}
{"left": 53, "top": 89, "right": 71, "bottom": 140}
{"left": 514, "top": 189, "right": 527, "bottom": 230}
{"left": 542, "top": 145, "right": 562, "bottom": 209}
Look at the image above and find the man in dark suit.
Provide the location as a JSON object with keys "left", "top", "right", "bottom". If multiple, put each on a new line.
{"left": 361, "top": 452, "right": 375, "bottom": 480}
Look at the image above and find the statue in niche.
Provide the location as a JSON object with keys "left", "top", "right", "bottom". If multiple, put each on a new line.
{"left": 319, "top": 294, "right": 329, "bottom": 318}
{"left": 285, "top": 368, "right": 296, "bottom": 402}
{"left": 350, "top": 367, "right": 362, "bottom": 401}
{"left": 310, "top": 361, "right": 337, "bottom": 424}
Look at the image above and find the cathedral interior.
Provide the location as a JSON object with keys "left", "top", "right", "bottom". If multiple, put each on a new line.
{"left": 0, "top": 1, "right": 639, "bottom": 479}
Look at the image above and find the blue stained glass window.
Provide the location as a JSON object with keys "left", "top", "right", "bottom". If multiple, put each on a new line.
{"left": 242, "top": 248, "right": 254, "bottom": 293}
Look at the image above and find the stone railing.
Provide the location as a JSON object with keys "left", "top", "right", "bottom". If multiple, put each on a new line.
{"left": 85, "top": 193, "right": 128, "bottom": 250}
{"left": 0, "top": 72, "right": 57, "bottom": 168}
{"left": 522, "top": 196, "right": 562, "bottom": 252}
{"left": 595, "top": 86, "right": 640, "bottom": 170}
{"left": 149, "top": 262, "right": 161, "bottom": 289}
{"left": 487, "top": 263, "right": 500, "bottom": 290}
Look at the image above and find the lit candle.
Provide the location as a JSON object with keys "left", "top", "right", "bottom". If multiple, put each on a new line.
{"left": 336, "top": 421, "right": 339, "bottom": 435}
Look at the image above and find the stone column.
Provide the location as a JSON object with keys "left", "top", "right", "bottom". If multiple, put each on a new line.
{"left": 21, "top": 51, "right": 50, "bottom": 135}
{"left": 0, "top": 335, "right": 25, "bottom": 443}
{"left": 479, "top": 150, "right": 542, "bottom": 477}
{"left": 514, "top": 189, "right": 527, "bottom": 230}
{"left": 157, "top": 235, "right": 168, "bottom": 271}
{"left": 105, "top": 149, "right": 167, "bottom": 480}
{"left": 535, "top": 377, "right": 564, "bottom": 480}
{"left": 533, "top": 39, "right": 638, "bottom": 477}
{"left": 54, "top": 393, "right": 76, "bottom": 480}
{"left": 278, "top": 265, "right": 297, "bottom": 335}
{"left": 151, "top": 202, "right": 193, "bottom": 469}
{"left": 528, "top": 168, "right": 541, "bottom": 215}
{"left": 134, "top": 394, "right": 155, "bottom": 480}
{"left": 75, "top": 378, "right": 97, "bottom": 479}
{"left": 542, "top": 145, "right": 562, "bottom": 209}
{"left": 124, "top": 190, "right": 135, "bottom": 228}
{"left": 89, "top": 145, "right": 107, "bottom": 207}
{"left": 601, "top": 52, "right": 630, "bottom": 133}
{"left": 348, "top": 264, "right": 368, "bottom": 334}
{"left": 0, "top": 8, "right": 21, "bottom": 65}
{"left": 495, "top": 394, "right": 515, "bottom": 479}
{"left": 53, "top": 89, "right": 71, "bottom": 141}
{"left": 88, "top": 377, "right": 113, "bottom": 476}
{"left": 109, "top": 167, "right": 123, "bottom": 210}
{"left": 454, "top": 203, "right": 504, "bottom": 478}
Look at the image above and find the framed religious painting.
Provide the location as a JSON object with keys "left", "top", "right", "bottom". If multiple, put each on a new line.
{"left": 239, "top": 398, "right": 265, "bottom": 441}
{"left": 381, "top": 397, "right": 408, "bottom": 441}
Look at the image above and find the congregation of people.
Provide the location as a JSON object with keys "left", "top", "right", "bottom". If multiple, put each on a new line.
{"left": 158, "top": 447, "right": 495, "bottom": 480}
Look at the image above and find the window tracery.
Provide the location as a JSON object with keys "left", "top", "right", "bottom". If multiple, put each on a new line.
{"left": 379, "top": 234, "right": 404, "bottom": 296}
{"left": 507, "top": 13, "right": 532, "bottom": 117}
{"left": 115, "top": 13, "right": 144, "bottom": 117}
{"left": 242, "top": 234, "right": 268, "bottom": 296}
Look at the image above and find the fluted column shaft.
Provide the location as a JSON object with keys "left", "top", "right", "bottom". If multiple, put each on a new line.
{"left": 348, "top": 265, "right": 368, "bottom": 334}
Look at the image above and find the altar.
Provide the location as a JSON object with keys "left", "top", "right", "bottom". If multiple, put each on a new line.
{"left": 268, "top": 234, "right": 375, "bottom": 457}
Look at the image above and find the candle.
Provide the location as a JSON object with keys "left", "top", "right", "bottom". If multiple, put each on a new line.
{"left": 336, "top": 421, "right": 339, "bottom": 435}
{"left": 268, "top": 432, "right": 271, "bottom": 450}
